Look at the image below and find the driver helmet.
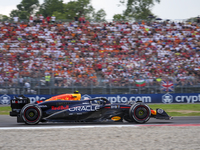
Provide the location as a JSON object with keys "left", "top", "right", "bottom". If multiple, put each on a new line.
{"left": 74, "top": 90, "right": 79, "bottom": 94}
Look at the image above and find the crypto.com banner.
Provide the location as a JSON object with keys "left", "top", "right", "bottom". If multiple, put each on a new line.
{"left": 0, "top": 93, "right": 200, "bottom": 105}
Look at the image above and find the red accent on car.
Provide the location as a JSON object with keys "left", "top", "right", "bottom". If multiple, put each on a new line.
{"left": 104, "top": 106, "right": 111, "bottom": 108}
{"left": 120, "top": 107, "right": 131, "bottom": 108}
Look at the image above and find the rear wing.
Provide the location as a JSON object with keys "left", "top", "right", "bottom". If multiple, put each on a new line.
{"left": 10, "top": 95, "right": 30, "bottom": 116}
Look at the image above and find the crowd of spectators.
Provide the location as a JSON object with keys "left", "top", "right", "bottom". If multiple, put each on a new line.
{"left": 0, "top": 17, "right": 200, "bottom": 94}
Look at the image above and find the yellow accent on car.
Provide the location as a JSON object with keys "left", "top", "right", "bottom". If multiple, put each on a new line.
{"left": 111, "top": 116, "right": 121, "bottom": 121}
{"left": 151, "top": 109, "right": 157, "bottom": 115}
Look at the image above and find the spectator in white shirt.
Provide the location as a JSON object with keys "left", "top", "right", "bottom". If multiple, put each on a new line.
{"left": 13, "top": 16, "right": 19, "bottom": 23}
{"left": 51, "top": 15, "right": 56, "bottom": 23}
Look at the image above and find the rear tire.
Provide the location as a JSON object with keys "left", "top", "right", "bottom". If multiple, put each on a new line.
{"left": 21, "top": 104, "right": 42, "bottom": 125}
{"left": 129, "top": 102, "right": 151, "bottom": 124}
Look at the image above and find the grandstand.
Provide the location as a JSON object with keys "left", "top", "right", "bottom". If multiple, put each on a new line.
{"left": 0, "top": 19, "right": 200, "bottom": 95}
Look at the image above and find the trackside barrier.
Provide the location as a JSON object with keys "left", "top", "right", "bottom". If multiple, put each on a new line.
{"left": 0, "top": 93, "right": 200, "bottom": 105}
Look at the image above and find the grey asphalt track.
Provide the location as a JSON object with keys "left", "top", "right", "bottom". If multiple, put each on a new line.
{"left": 0, "top": 115, "right": 200, "bottom": 127}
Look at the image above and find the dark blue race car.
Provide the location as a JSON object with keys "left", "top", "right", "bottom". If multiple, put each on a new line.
{"left": 10, "top": 95, "right": 172, "bottom": 125}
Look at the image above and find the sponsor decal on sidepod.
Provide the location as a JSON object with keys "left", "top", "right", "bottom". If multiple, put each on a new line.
{"left": 69, "top": 105, "right": 100, "bottom": 112}
{"left": 51, "top": 105, "right": 69, "bottom": 110}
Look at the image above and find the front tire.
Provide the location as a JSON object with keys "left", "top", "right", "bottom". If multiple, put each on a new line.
{"left": 129, "top": 102, "right": 151, "bottom": 124}
{"left": 21, "top": 104, "right": 42, "bottom": 125}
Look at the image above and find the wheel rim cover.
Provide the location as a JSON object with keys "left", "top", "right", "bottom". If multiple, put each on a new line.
{"left": 24, "top": 107, "right": 40, "bottom": 122}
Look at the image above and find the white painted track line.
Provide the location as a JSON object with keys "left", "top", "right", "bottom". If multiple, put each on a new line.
{"left": 0, "top": 124, "right": 139, "bottom": 130}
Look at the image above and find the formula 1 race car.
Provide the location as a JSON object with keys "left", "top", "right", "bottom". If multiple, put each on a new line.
{"left": 10, "top": 95, "right": 172, "bottom": 125}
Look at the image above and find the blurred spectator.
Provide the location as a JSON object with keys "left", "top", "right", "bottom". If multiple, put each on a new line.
{"left": 39, "top": 14, "right": 44, "bottom": 23}
{"left": 46, "top": 16, "right": 51, "bottom": 24}
{"left": 13, "top": 16, "right": 19, "bottom": 23}
{"left": 0, "top": 76, "right": 4, "bottom": 86}
{"left": 33, "top": 15, "right": 37, "bottom": 23}
{"left": 24, "top": 81, "right": 30, "bottom": 94}
{"left": 19, "top": 76, "right": 24, "bottom": 87}
{"left": 36, "top": 14, "right": 40, "bottom": 23}
{"left": 0, "top": 19, "right": 199, "bottom": 93}
{"left": 51, "top": 15, "right": 56, "bottom": 23}
{"left": 197, "top": 16, "right": 200, "bottom": 23}
{"left": 74, "top": 15, "right": 78, "bottom": 23}
{"left": 29, "top": 16, "right": 33, "bottom": 23}
{"left": 45, "top": 73, "right": 51, "bottom": 86}
{"left": 79, "top": 15, "right": 85, "bottom": 23}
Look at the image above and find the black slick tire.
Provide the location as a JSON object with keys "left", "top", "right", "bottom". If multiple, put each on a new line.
{"left": 129, "top": 102, "right": 151, "bottom": 124}
{"left": 20, "top": 104, "right": 42, "bottom": 125}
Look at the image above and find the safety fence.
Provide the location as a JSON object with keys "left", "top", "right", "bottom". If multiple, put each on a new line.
{"left": 0, "top": 77, "right": 200, "bottom": 95}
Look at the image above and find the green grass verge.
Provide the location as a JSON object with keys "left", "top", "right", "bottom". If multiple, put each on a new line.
{"left": 149, "top": 104, "right": 200, "bottom": 116}
{"left": 0, "top": 106, "right": 11, "bottom": 115}
{"left": 1, "top": 104, "right": 200, "bottom": 116}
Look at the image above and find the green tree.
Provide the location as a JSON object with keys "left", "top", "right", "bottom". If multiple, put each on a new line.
{"left": 52, "top": 0, "right": 94, "bottom": 20}
{"left": 10, "top": 0, "right": 39, "bottom": 19}
{"left": 0, "top": 14, "right": 9, "bottom": 21}
{"left": 113, "top": 14, "right": 126, "bottom": 21}
{"left": 52, "top": 11, "right": 66, "bottom": 20}
{"left": 17, "top": 0, "right": 39, "bottom": 15}
{"left": 64, "top": 0, "right": 94, "bottom": 20}
{"left": 93, "top": 9, "right": 107, "bottom": 21}
{"left": 123, "top": 0, "right": 160, "bottom": 20}
{"left": 75, "top": 0, "right": 94, "bottom": 19}
{"left": 39, "top": 0, "right": 64, "bottom": 17}
{"left": 10, "top": 10, "right": 29, "bottom": 20}
{"left": 62, "top": 1, "right": 80, "bottom": 20}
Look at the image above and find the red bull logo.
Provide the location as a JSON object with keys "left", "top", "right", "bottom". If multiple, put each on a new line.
{"left": 51, "top": 105, "right": 69, "bottom": 110}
